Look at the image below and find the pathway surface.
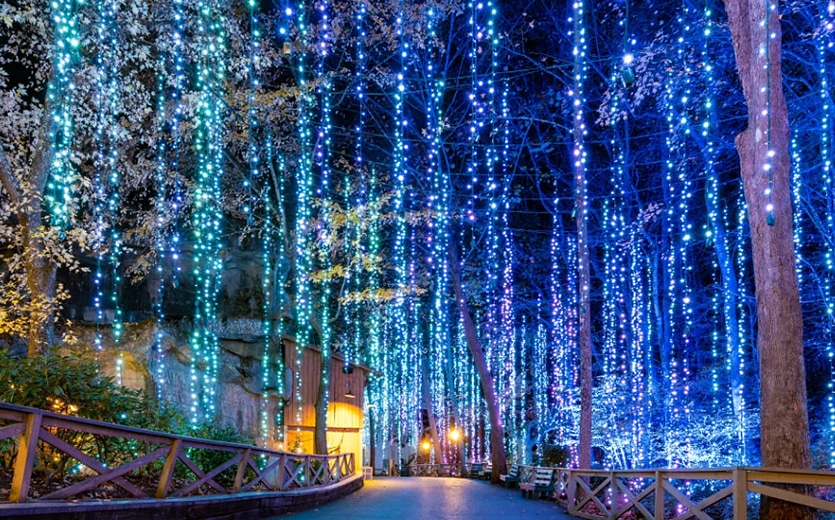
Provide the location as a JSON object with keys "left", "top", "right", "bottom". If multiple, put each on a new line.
{"left": 271, "top": 477, "right": 574, "bottom": 520}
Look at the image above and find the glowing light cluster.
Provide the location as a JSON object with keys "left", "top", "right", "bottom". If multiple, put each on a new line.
{"left": 189, "top": 0, "right": 228, "bottom": 424}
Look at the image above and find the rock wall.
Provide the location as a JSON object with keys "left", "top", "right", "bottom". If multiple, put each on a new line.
{"left": 61, "top": 319, "right": 285, "bottom": 445}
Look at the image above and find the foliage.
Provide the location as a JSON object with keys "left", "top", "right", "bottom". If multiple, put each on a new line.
{"left": 539, "top": 444, "right": 571, "bottom": 467}
{"left": 0, "top": 351, "right": 254, "bottom": 483}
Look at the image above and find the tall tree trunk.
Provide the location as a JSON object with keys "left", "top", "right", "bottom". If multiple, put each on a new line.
{"left": 450, "top": 246, "right": 507, "bottom": 483}
{"left": 576, "top": 189, "right": 592, "bottom": 471}
{"left": 22, "top": 212, "right": 58, "bottom": 356}
{"left": 571, "top": 0, "right": 593, "bottom": 470}
{"left": 421, "top": 362, "right": 442, "bottom": 463}
{"left": 722, "top": 0, "right": 812, "bottom": 518}
{"left": 311, "top": 316, "right": 330, "bottom": 455}
{"left": 0, "top": 105, "right": 57, "bottom": 357}
{"left": 313, "top": 346, "right": 331, "bottom": 455}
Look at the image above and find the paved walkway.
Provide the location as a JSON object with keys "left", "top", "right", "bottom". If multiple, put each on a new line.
{"left": 272, "top": 477, "right": 574, "bottom": 520}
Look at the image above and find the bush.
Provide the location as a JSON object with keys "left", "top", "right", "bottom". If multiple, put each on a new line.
{"left": 0, "top": 351, "right": 252, "bottom": 485}
{"left": 540, "top": 444, "right": 572, "bottom": 467}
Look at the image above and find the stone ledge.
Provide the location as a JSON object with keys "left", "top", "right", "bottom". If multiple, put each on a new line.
{"left": 0, "top": 474, "right": 364, "bottom": 520}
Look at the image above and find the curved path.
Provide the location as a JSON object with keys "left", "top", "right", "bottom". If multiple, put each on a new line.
{"left": 271, "top": 477, "right": 574, "bottom": 520}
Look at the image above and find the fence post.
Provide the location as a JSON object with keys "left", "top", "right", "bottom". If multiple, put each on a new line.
{"left": 10, "top": 412, "right": 43, "bottom": 503}
{"left": 156, "top": 438, "right": 182, "bottom": 498}
{"left": 654, "top": 470, "right": 664, "bottom": 520}
{"left": 733, "top": 467, "right": 747, "bottom": 520}
{"left": 233, "top": 448, "right": 251, "bottom": 492}
{"left": 278, "top": 453, "right": 287, "bottom": 491}
{"left": 567, "top": 470, "right": 576, "bottom": 514}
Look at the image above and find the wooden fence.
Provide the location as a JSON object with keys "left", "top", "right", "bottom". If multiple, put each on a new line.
{"left": 555, "top": 466, "right": 835, "bottom": 520}
{"left": 0, "top": 402, "right": 355, "bottom": 503}
{"left": 404, "top": 461, "right": 835, "bottom": 518}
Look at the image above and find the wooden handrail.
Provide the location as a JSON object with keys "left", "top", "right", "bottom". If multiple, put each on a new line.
{"left": 0, "top": 402, "right": 356, "bottom": 503}
{"left": 554, "top": 465, "right": 835, "bottom": 519}
{"left": 406, "top": 461, "right": 835, "bottom": 518}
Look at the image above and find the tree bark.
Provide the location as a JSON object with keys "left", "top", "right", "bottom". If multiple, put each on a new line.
{"left": 722, "top": 0, "right": 812, "bottom": 517}
{"left": 571, "top": 0, "right": 593, "bottom": 470}
{"left": 450, "top": 246, "right": 507, "bottom": 483}
{"left": 0, "top": 104, "right": 57, "bottom": 357}
{"left": 311, "top": 316, "right": 330, "bottom": 455}
{"left": 313, "top": 347, "right": 331, "bottom": 455}
{"left": 421, "top": 363, "right": 442, "bottom": 463}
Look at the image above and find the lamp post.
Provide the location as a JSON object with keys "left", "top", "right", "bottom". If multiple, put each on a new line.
{"left": 449, "top": 428, "right": 464, "bottom": 476}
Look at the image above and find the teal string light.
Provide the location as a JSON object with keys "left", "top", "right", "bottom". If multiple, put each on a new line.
{"left": 291, "top": 0, "right": 314, "bottom": 446}
{"left": 45, "top": 0, "right": 80, "bottom": 231}
{"left": 190, "top": 0, "right": 228, "bottom": 424}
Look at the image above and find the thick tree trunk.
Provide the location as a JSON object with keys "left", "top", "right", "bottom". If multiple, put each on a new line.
{"left": 0, "top": 105, "right": 57, "bottom": 357}
{"left": 450, "top": 246, "right": 507, "bottom": 483}
{"left": 313, "top": 346, "right": 331, "bottom": 454}
{"left": 22, "top": 213, "right": 58, "bottom": 356}
{"left": 421, "top": 363, "right": 442, "bottom": 463}
{"left": 577, "top": 202, "right": 592, "bottom": 471}
{"left": 722, "top": 0, "right": 812, "bottom": 518}
{"left": 572, "top": 0, "right": 593, "bottom": 470}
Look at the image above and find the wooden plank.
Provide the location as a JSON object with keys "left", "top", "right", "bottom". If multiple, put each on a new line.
{"left": 233, "top": 448, "right": 251, "bottom": 492}
{"left": 177, "top": 451, "right": 226, "bottom": 493}
{"left": 0, "top": 406, "right": 28, "bottom": 422}
{"left": 156, "top": 438, "right": 182, "bottom": 498}
{"left": 749, "top": 482, "right": 835, "bottom": 513}
{"left": 655, "top": 473, "right": 665, "bottom": 520}
{"left": 40, "top": 415, "right": 174, "bottom": 445}
{"left": 746, "top": 470, "right": 835, "bottom": 486}
{"left": 10, "top": 412, "right": 42, "bottom": 503}
{"left": 612, "top": 476, "right": 655, "bottom": 519}
{"left": 0, "top": 422, "right": 24, "bottom": 441}
{"left": 175, "top": 453, "right": 243, "bottom": 497}
{"left": 241, "top": 456, "right": 280, "bottom": 492}
{"left": 42, "top": 446, "right": 169, "bottom": 500}
{"left": 671, "top": 485, "right": 733, "bottom": 520}
{"left": 39, "top": 428, "right": 148, "bottom": 499}
{"left": 733, "top": 466, "right": 747, "bottom": 520}
{"left": 573, "top": 475, "right": 611, "bottom": 515}
{"left": 661, "top": 480, "right": 712, "bottom": 520}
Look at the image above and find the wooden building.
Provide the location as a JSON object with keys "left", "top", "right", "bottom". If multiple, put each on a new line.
{"left": 279, "top": 339, "right": 369, "bottom": 468}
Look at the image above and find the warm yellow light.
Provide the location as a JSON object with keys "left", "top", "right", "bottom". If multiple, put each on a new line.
{"left": 449, "top": 429, "right": 460, "bottom": 442}
{"left": 421, "top": 441, "right": 431, "bottom": 451}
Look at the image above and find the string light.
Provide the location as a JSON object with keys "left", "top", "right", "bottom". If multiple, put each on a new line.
{"left": 45, "top": 0, "right": 80, "bottom": 231}
{"left": 189, "top": 0, "right": 228, "bottom": 424}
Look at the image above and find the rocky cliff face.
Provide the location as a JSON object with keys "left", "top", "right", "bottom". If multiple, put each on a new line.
{"left": 61, "top": 319, "right": 285, "bottom": 445}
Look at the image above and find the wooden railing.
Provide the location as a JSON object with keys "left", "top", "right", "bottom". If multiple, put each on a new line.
{"left": 554, "top": 466, "right": 835, "bottom": 519}
{"left": 0, "top": 402, "right": 356, "bottom": 503}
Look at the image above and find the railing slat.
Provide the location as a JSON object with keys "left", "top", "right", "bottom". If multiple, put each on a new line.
{"left": 0, "top": 422, "right": 25, "bottom": 442}
{"left": 42, "top": 446, "right": 169, "bottom": 500}
{"left": 10, "top": 412, "right": 42, "bottom": 503}
{"left": 660, "top": 480, "right": 711, "bottom": 520}
{"left": 654, "top": 472, "right": 665, "bottom": 520}
{"left": 38, "top": 428, "right": 148, "bottom": 499}
{"left": 176, "top": 451, "right": 227, "bottom": 493}
{"left": 175, "top": 453, "right": 243, "bottom": 497}
{"left": 156, "top": 438, "right": 182, "bottom": 499}
{"left": 749, "top": 482, "right": 835, "bottom": 514}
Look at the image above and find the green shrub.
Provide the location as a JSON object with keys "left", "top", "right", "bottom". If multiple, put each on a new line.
{"left": 0, "top": 351, "right": 252, "bottom": 485}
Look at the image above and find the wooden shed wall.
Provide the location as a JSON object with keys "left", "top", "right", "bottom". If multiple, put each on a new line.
{"left": 281, "top": 342, "right": 366, "bottom": 462}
